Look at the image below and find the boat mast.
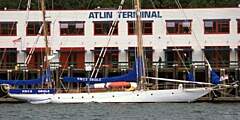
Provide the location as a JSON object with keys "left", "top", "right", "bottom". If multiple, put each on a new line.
{"left": 40, "top": 0, "right": 51, "bottom": 88}
{"left": 134, "top": 0, "right": 146, "bottom": 90}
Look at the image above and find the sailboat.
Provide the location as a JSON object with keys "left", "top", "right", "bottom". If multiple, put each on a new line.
{"left": 7, "top": 0, "right": 218, "bottom": 104}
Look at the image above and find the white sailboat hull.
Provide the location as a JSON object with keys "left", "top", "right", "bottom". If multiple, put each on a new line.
{"left": 9, "top": 87, "right": 211, "bottom": 104}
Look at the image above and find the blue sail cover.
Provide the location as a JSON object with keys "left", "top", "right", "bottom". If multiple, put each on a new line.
{"left": 186, "top": 72, "right": 195, "bottom": 81}
{"left": 0, "top": 76, "right": 45, "bottom": 85}
{"left": 0, "top": 68, "right": 51, "bottom": 85}
{"left": 64, "top": 57, "right": 143, "bottom": 84}
{"left": 211, "top": 70, "right": 220, "bottom": 85}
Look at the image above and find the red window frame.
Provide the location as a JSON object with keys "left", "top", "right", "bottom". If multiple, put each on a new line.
{"left": 59, "top": 47, "right": 85, "bottom": 69}
{"left": 204, "top": 46, "right": 230, "bottom": 67}
{"left": 127, "top": 21, "right": 153, "bottom": 35}
{"left": 166, "top": 20, "right": 192, "bottom": 35}
{"left": 93, "top": 21, "right": 118, "bottom": 35}
{"left": 127, "top": 47, "right": 153, "bottom": 68}
{"left": 0, "top": 48, "right": 17, "bottom": 68}
{"left": 26, "top": 48, "right": 51, "bottom": 69}
{"left": 204, "top": 19, "right": 230, "bottom": 34}
{"left": 165, "top": 46, "right": 192, "bottom": 67}
{"left": 94, "top": 47, "right": 119, "bottom": 68}
{"left": 60, "top": 21, "right": 85, "bottom": 36}
{"left": 0, "top": 22, "right": 17, "bottom": 36}
{"left": 26, "top": 22, "right": 51, "bottom": 36}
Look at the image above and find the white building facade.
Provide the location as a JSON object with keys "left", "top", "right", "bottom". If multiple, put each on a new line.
{"left": 0, "top": 8, "right": 239, "bottom": 69}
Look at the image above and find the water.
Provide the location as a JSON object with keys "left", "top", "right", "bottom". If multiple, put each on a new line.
{"left": 0, "top": 102, "right": 240, "bottom": 120}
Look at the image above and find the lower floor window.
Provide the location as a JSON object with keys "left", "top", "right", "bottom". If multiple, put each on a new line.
{"left": 203, "top": 46, "right": 230, "bottom": 67}
{"left": 164, "top": 47, "right": 192, "bottom": 67}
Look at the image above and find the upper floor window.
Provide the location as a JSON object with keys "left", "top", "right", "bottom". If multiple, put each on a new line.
{"left": 60, "top": 21, "right": 84, "bottom": 36}
{"left": 93, "top": 21, "right": 118, "bottom": 35}
{"left": 128, "top": 21, "right": 153, "bottom": 35}
{"left": 0, "top": 22, "right": 17, "bottom": 36}
{"left": 237, "top": 19, "right": 240, "bottom": 33}
{"left": 204, "top": 19, "right": 230, "bottom": 34}
{"left": 26, "top": 22, "right": 50, "bottom": 36}
{"left": 166, "top": 20, "right": 191, "bottom": 34}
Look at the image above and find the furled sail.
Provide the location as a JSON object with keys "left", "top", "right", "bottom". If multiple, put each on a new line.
{"left": 63, "top": 58, "right": 143, "bottom": 84}
{"left": 0, "top": 76, "right": 45, "bottom": 85}
{"left": 63, "top": 69, "right": 137, "bottom": 84}
{"left": 0, "top": 68, "right": 51, "bottom": 85}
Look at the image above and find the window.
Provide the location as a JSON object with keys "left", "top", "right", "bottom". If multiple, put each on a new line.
{"left": 27, "top": 48, "right": 50, "bottom": 69}
{"left": 60, "top": 21, "right": 85, "bottom": 35}
{"left": 166, "top": 20, "right": 191, "bottom": 34}
{"left": 0, "top": 22, "right": 17, "bottom": 36}
{"left": 127, "top": 47, "right": 153, "bottom": 68}
{"left": 128, "top": 21, "right": 153, "bottom": 35}
{"left": 27, "top": 22, "right": 51, "bottom": 36}
{"left": 94, "top": 21, "right": 118, "bottom": 35}
{"left": 0, "top": 48, "right": 17, "bottom": 69}
{"left": 204, "top": 19, "right": 230, "bottom": 34}
{"left": 238, "top": 19, "right": 240, "bottom": 33}
{"left": 203, "top": 46, "right": 230, "bottom": 67}
{"left": 93, "top": 47, "right": 119, "bottom": 68}
{"left": 164, "top": 47, "right": 192, "bottom": 67}
{"left": 59, "top": 47, "right": 85, "bottom": 69}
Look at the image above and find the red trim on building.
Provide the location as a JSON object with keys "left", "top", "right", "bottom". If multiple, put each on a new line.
{"left": 204, "top": 19, "right": 230, "bottom": 34}
{"left": 59, "top": 47, "right": 85, "bottom": 69}
{"left": 166, "top": 20, "right": 192, "bottom": 35}
{"left": 26, "top": 47, "right": 51, "bottom": 69}
{"left": 93, "top": 21, "right": 118, "bottom": 36}
{"left": 127, "top": 21, "right": 153, "bottom": 35}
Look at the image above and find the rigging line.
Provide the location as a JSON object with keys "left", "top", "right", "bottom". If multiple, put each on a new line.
{"left": 0, "top": 0, "right": 28, "bottom": 67}
{"left": 92, "top": 0, "right": 125, "bottom": 78}
{"left": 27, "top": 0, "right": 31, "bottom": 10}
{"left": 173, "top": 0, "right": 197, "bottom": 73}
{"left": 91, "top": 0, "right": 125, "bottom": 78}
{"left": 168, "top": 36, "right": 190, "bottom": 73}
{"left": 25, "top": 24, "right": 44, "bottom": 64}
{"left": 93, "top": 21, "right": 118, "bottom": 78}
{"left": 87, "top": 0, "right": 93, "bottom": 9}
{"left": 149, "top": 0, "right": 156, "bottom": 9}
{"left": 0, "top": 48, "right": 7, "bottom": 67}
{"left": 17, "top": 0, "right": 23, "bottom": 9}
{"left": 58, "top": 47, "right": 74, "bottom": 90}
{"left": 174, "top": 0, "right": 212, "bottom": 71}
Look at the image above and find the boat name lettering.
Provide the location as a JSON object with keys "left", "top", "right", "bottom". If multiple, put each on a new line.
{"left": 22, "top": 90, "right": 33, "bottom": 93}
{"left": 88, "top": 11, "right": 162, "bottom": 19}
{"left": 37, "top": 90, "right": 50, "bottom": 93}
{"left": 76, "top": 77, "right": 102, "bottom": 82}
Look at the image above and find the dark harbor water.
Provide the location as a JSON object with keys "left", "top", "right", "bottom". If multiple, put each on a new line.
{"left": 0, "top": 102, "right": 240, "bottom": 120}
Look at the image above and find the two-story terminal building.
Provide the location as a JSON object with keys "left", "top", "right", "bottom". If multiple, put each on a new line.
{"left": 0, "top": 8, "right": 240, "bottom": 82}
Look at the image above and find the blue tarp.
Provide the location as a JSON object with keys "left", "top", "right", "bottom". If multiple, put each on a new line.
{"left": 63, "top": 57, "right": 143, "bottom": 84}
{"left": 186, "top": 72, "right": 195, "bottom": 81}
{"left": 211, "top": 70, "right": 220, "bottom": 85}
{"left": 0, "top": 67, "right": 51, "bottom": 85}
{"left": 0, "top": 76, "right": 45, "bottom": 85}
